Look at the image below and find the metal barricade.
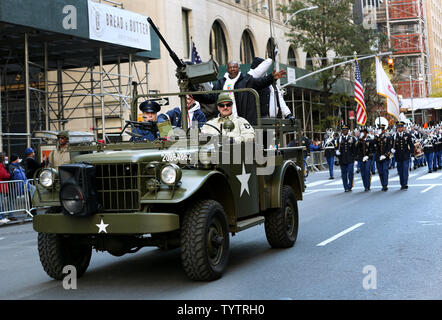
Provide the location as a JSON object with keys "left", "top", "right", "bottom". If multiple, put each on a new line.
{"left": 309, "top": 151, "right": 327, "bottom": 171}
{"left": 0, "top": 179, "right": 35, "bottom": 221}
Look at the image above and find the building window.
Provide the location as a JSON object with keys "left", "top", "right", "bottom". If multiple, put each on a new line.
{"left": 182, "top": 9, "right": 191, "bottom": 59}
{"left": 240, "top": 30, "right": 255, "bottom": 64}
{"left": 288, "top": 46, "right": 297, "bottom": 67}
{"left": 210, "top": 21, "right": 228, "bottom": 65}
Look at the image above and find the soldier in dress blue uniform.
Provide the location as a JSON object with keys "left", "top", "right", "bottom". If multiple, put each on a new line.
{"left": 392, "top": 121, "right": 414, "bottom": 190}
{"left": 131, "top": 100, "right": 161, "bottom": 142}
{"left": 373, "top": 124, "right": 391, "bottom": 191}
{"left": 336, "top": 125, "right": 357, "bottom": 192}
{"left": 356, "top": 128, "right": 375, "bottom": 191}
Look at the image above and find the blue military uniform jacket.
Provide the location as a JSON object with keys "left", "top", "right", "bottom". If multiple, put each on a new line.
{"left": 373, "top": 134, "right": 392, "bottom": 161}
{"left": 337, "top": 135, "right": 357, "bottom": 165}
{"left": 355, "top": 138, "right": 375, "bottom": 162}
{"left": 393, "top": 132, "right": 414, "bottom": 161}
{"left": 130, "top": 126, "right": 159, "bottom": 142}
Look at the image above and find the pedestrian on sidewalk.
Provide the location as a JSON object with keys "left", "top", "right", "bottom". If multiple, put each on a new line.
{"left": 9, "top": 154, "right": 36, "bottom": 200}
{"left": 0, "top": 152, "right": 11, "bottom": 224}
{"left": 20, "top": 147, "right": 43, "bottom": 179}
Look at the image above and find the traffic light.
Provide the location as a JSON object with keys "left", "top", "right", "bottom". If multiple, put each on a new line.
{"left": 387, "top": 57, "right": 394, "bottom": 74}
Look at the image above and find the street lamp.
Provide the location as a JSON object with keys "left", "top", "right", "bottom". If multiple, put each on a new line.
{"left": 275, "top": 5, "right": 319, "bottom": 86}
{"left": 283, "top": 5, "right": 319, "bottom": 26}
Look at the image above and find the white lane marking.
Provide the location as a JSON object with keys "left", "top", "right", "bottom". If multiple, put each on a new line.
{"left": 306, "top": 180, "right": 330, "bottom": 188}
{"left": 304, "top": 190, "right": 320, "bottom": 195}
{"left": 418, "top": 221, "right": 442, "bottom": 226}
{"left": 317, "top": 223, "right": 365, "bottom": 247}
{"left": 390, "top": 173, "right": 417, "bottom": 182}
{"left": 421, "top": 185, "right": 437, "bottom": 193}
{"left": 327, "top": 177, "right": 360, "bottom": 186}
{"left": 0, "top": 237, "right": 5, "bottom": 241}
{"left": 417, "top": 173, "right": 442, "bottom": 180}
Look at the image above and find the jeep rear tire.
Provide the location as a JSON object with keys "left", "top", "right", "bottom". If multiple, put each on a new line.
{"left": 38, "top": 233, "right": 92, "bottom": 280}
{"left": 181, "top": 199, "right": 230, "bottom": 281}
{"left": 265, "top": 185, "right": 299, "bottom": 248}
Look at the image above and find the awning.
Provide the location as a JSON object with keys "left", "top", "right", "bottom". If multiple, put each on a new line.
{"left": 400, "top": 98, "right": 442, "bottom": 111}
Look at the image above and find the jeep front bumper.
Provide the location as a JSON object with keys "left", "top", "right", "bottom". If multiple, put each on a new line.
{"left": 33, "top": 213, "right": 180, "bottom": 234}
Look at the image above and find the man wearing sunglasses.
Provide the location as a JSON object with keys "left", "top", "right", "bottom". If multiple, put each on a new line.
{"left": 49, "top": 131, "right": 71, "bottom": 169}
{"left": 201, "top": 93, "right": 255, "bottom": 143}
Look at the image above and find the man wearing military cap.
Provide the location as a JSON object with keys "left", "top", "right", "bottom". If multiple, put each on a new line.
{"left": 201, "top": 93, "right": 255, "bottom": 143}
{"left": 131, "top": 100, "right": 161, "bottom": 142}
{"left": 49, "top": 130, "right": 70, "bottom": 169}
{"left": 335, "top": 124, "right": 357, "bottom": 192}
{"left": 392, "top": 121, "right": 414, "bottom": 190}
{"left": 373, "top": 123, "right": 391, "bottom": 191}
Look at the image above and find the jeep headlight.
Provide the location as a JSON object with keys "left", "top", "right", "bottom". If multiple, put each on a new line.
{"left": 160, "top": 164, "right": 182, "bottom": 186}
{"left": 39, "top": 168, "right": 57, "bottom": 188}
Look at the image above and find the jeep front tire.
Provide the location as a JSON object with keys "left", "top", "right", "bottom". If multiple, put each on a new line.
{"left": 181, "top": 199, "right": 230, "bottom": 281}
{"left": 265, "top": 185, "right": 299, "bottom": 248}
{"left": 38, "top": 233, "right": 92, "bottom": 280}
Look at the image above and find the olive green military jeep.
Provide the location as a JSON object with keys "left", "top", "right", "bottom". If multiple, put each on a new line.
{"left": 33, "top": 90, "right": 305, "bottom": 282}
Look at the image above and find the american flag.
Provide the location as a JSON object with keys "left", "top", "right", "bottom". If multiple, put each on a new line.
{"left": 191, "top": 41, "right": 202, "bottom": 64}
{"left": 354, "top": 58, "right": 367, "bottom": 126}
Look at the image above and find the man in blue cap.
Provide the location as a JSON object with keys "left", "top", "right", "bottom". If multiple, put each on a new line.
{"left": 21, "top": 147, "right": 43, "bottom": 179}
{"left": 131, "top": 100, "right": 161, "bottom": 142}
{"left": 392, "top": 121, "right": 414, "bottom": 190}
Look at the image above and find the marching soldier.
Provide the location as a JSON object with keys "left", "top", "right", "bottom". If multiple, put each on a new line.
{"left": 373, "top": 124, "right": 391, "bottom": 191}
{"left": 422, "top": 131, "right": 435, "bottom": 173}
{"left": 322, "top": 129, "right": 337, "bottom": 179}
{"left": 356, "top": 128, "right": 375, "bottom": 191}
{"left": 335, "top": 125, "right": 357, "bottom": 192}
{"left": 392, "top": 121, "right": 414, "bottom": 190}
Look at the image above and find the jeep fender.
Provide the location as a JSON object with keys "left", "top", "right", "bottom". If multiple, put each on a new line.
{"left": 141, "top": 170, "right": 236, "bottom": 228}
{"left": 270, "top": 160, "right": 303, "bottom": 208}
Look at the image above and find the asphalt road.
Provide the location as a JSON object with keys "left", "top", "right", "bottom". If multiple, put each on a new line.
{"left": 0, "top": 164, "right": 441, "bottom": 300}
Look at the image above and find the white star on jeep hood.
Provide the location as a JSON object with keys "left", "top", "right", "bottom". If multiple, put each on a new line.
{"left": 96, "top": 219, "right": 109, "bottom": 233}
{"left": 236, "top": 163, "right": 251, "bottom": 197}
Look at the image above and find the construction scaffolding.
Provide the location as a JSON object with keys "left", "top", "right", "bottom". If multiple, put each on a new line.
{"left": 0, "top": 0, "right": 160, "bottom": 159}
{"left": 375, "top": 0, "right": 430, "bottom": 99}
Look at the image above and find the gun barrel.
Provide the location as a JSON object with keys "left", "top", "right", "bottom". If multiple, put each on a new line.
{"left": 147, "top": 17, "right": 185, "bottom": 68}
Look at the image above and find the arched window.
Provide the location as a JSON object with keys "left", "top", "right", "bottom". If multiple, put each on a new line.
{"left": 305, "top": 52, "right": 313, "bottom": 70}
{"left": 210, "top": 21, "right": 228, "bottom": 65}
{"left": 266, "top": 38, "right": 276, "bottom": 59}
{"left": 288, "top": 46, "right": 297, "bottom": 67}
{"left": 240, "top": 30, "right": 255, "bottom": 64}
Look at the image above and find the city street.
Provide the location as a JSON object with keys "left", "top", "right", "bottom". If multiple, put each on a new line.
{"left": 0, "top": 164, "right": 441, "bottom": 300}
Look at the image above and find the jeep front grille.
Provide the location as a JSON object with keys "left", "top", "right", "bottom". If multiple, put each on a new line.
{"left": 95, "top": 163, "right": 140, "bottom": 212}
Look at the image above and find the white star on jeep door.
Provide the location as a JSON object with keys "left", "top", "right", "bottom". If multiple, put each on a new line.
{"left": 96, "top": 219, "right": 109, "bottom": 233}
{"left": 236, "top": 163, "right": 251, "bottom": 197}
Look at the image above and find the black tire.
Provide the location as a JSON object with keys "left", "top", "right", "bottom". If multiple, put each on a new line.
{"left": 265, "top": 185, "right": 299, "bottom": 248}
{"left": 181, "top": 199, "right": 230, "bottom": 281}
{"left": 38, "top": 233, "right": 92, "bottom": 280}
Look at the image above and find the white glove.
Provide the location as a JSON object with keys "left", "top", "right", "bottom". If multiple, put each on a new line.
{"left": 380, "top": 155, "right": 386, "bottom": 161}
{"left": 391, "top": 148, "right": 396, "bottom": 153}
{"left": 363, "top": 156, "right": 369, "bottom": 162}
{"left": 336, "top": 150, "right": 341, "bottom": 156}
